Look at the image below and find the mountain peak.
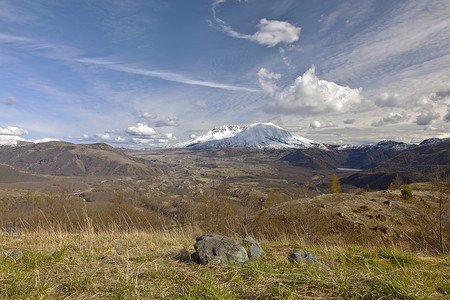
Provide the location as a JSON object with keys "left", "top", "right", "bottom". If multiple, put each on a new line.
{"left": 182, "top": 122, "right": 325, "bottom": 150}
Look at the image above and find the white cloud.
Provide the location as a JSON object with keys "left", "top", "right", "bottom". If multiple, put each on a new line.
{"left": 371, "top": 112, "right": 409, "bottom": 127}
{"left": 310, "top": 121, "right": 337, "bottom": 129}
{"left": 130, "top": 137, "right": 171, "bottom": 146}
{"left": 0, "top": 126, "right": 28, "bottom": 136}
{"left": 211, "top": 2, "right": 300, "bottom": 47}
{"left": 258, "top": 68, "right": 281, "bottom": 96}
{"left": 164, "top": 133, "right": 176, "bottom": 140}
{"left": 250, "top": 19, "right": 301, "bottom": 47}
{"left": 4, "top": 96, "right": 18, "bottom": 106}
{"left": 126, "top": 123, "right": 157, "bottom": 136}
{"left": 0, "top": 135, "right": 24, "bottom": 146}
{"left": 416, "top": 111, "right": 440, "bottom": 125}
{"left": 32, "top": 138, "right": 59, "bottom": 143}
{"left": 142, "top": 112, "right": 157, "bottom": 119}
{"left": 94, "top": 133, "right": 113, "bottom": 141}
{"left": 131, "top": 137, "right": 155, "bottom": 145}
{"left": 309, "top": 121, "right": 321, "bottom": 129}
{"left": 265, "top": 66, "right": 362, "bottom": 114}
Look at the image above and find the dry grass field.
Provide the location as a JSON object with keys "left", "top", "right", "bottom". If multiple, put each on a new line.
{"left": 0, "top": 226, "right": 449, "bottom": 299}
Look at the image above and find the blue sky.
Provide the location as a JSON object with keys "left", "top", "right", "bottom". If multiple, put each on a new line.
{"left": 1, "top": 0, "right": 449, "bottom": 147}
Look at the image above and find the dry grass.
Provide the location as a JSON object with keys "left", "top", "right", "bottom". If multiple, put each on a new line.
{"left": 0, "top": 226, "right": 448, "bottom": 299}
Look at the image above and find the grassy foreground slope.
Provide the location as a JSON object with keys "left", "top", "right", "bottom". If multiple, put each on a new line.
{"left": 0, "top": 228, "right": 448, "bottom": 299}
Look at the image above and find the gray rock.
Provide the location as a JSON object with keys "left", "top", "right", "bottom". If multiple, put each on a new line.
{"left": 7, "top": 250, "right": 23, "bottom": 260}
{"left": 192, "top": 234, "right": 249, "bottom": 265}
{"left": 288, "top": 250, "right": 318, "bottom": 264}
{"left": 289, "top": 250, "right": 331, "bottom": 271}
{"left": 242, "top": 236, "right": 265, "bottom": 259}
{"left": 0, "top": 249, "right": 23, "bottom": 262}
{"left": 2, "top": 226, "right": 16, "bottom": 234}
{"left": 349, "top": 254, "right": 369, "bottom": 263}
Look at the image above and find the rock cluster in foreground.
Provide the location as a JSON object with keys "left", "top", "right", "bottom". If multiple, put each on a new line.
{"left": 191, "top": 234, "right": 331, "bottom": 268}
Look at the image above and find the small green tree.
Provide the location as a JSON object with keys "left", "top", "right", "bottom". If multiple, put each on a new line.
{"left": 387, "top": 182, "right": 396, "bottom": 190}
{"left": 365, "top": 184, "right": 371, "bottom": 192}
{"left": 401, "top": 184, "right": 414, "bottom": 199}
{"left": 329, "top": 175, "right": 342, "bottom": 194}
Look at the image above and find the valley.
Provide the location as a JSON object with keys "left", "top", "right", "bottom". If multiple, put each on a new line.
{"left": 0, "top": 127, "right": 448, "bottom": 252}
{"left": 0, "top": 126, "right": 448, "bottom": 299}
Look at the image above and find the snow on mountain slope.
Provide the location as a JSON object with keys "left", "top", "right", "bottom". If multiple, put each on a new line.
{"left": 185, "top": 123, "right": 326, "bottom": 150}
{"left": 336, "top": 140, "right": 415, "bottom": 151}
{"left": 176, "top": 125, "right": 245, "bottom": 147}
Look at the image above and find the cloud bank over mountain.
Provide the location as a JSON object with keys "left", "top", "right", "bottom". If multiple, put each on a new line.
{"left": 262, "top": 66, "right": 362, "bottom": 114}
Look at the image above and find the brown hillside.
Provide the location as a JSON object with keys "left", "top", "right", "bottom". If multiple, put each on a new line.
{"left": 375, "top": 140, "right": 450, "bottom": 174}
{"left": 0, "top": 142, "right": 165, "bottom": 176}
{"left": 0, "top": 163, "right": 49, "bottom": 183}
{"left": 256, "top": 189, "right": 448, "bottom": 251}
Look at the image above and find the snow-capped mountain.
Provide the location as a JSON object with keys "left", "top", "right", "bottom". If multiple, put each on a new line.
{"left": 176, "top": 125, "right": 245, "bottom": 147}
{"left": 418, "top": 137, "right": 450, "bottom": 147}
{"left": 336, "top": 140, "right": 415, "bottom": 151}
{"left": 184, "top": 123, "right": 326, "bottom": 150}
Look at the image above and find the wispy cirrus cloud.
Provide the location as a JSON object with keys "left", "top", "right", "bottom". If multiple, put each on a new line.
{"left": 75, "top": 57, "right": 258, "bottom": 92}
{"left": 0, "top": 32, "right": 82, "bottom": 61}
{"left": 321, "top": 0, "right": 450, "bottom": 95}
{"left": 0, "top": 32, "right": 258, "bottom": 93}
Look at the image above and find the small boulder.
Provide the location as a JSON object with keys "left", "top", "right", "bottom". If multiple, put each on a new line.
{"left": 7, "top": 250, "right": 23, "bottom": 260}
{"left": 192, "top": 234, "right": 249, "bottom": 265}
{"left": 349, "top": 254, "right": 369, "bottom": 264}
{"left": 288, "top": 250, "right": 331, "bottom": 271}
{"left": 288, "top": 250, "right": 318, "bottom": 264}
{"left": 242, "top": 236, "right": 265, "bottom": 260}
{"left": 1, "top": 249, "right": 23, "bottom": 262}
